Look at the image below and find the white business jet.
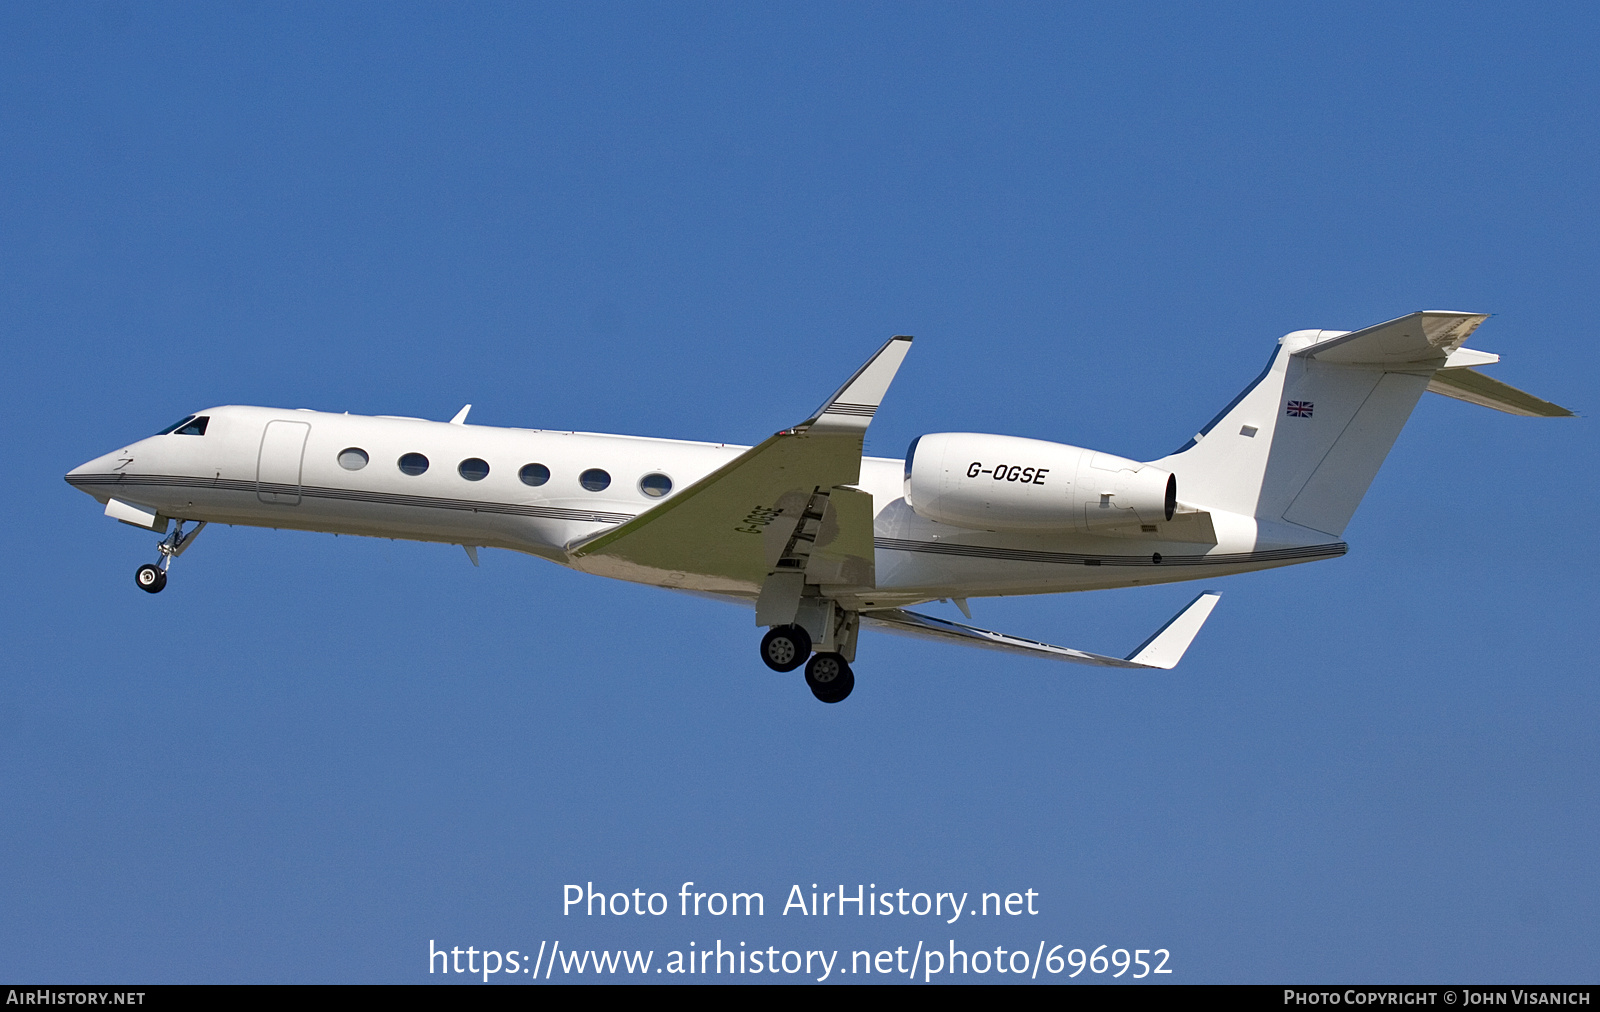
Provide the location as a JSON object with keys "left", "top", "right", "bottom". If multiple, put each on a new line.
{"left": 67, "top": 312, "right": 1570, "bottom": 702}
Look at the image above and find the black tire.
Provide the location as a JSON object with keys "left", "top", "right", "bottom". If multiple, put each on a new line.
{"left": 760, "top": 624, "right": 812, "bottom": 672}
{"left": 805, "top": 652, "right": 855, "bottom": 703}
{"left": 135, "top": 564, "right": 165, "bottom": 594}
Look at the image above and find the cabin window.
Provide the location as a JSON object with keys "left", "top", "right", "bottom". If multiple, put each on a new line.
{"left": 338, "top": 448, "right": 369, "bottom": 471}
{"left": 519, "top": 463, "right": 551, "bottom": 487}
{"left": 639, "top": 472, "right": 672, "bottom": 498}
{"left": 398, "top": 452, "right": 430, "bottom": 476}
{"left": 156, "top": 415, "right": 196, "bottom": 435}
{"left": 173, "top": 416, "right": 209, "bottom": 436}
{"left": 458, "top": 458, "right": 490, "bottom": 481}
{"left": 579, "top": 468, "right": 611, "bottom": 492}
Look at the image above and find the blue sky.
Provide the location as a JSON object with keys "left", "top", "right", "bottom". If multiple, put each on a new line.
{"left": 2, "top": 3, "right": 1595, "bottom": 983}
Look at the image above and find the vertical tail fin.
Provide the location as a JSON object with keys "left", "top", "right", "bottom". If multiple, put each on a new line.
{"left": 1150, "top": 311, "right": 1566, "bottom": 537}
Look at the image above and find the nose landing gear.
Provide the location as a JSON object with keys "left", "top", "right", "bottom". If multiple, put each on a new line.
{"left": 133, "top": 520, "right": 206, "bottom": 594}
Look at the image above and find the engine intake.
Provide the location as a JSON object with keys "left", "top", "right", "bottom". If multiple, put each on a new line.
{"left": 903, "top": 432, "right": 1175, "bottom": 534}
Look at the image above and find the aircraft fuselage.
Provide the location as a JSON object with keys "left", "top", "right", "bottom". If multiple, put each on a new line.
{"left": 67, "top": 404, "right": 1343, "bottom": 610}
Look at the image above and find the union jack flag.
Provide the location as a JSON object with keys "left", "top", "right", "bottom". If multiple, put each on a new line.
{"left": 1286, "top": 400, "right": 1314, "bottom": 417}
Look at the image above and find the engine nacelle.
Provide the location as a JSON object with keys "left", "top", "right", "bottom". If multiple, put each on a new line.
{"left": 903, "top": 432, "right": 1176, "bottom": 534}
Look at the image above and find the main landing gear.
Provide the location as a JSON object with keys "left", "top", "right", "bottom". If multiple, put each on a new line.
{"left": 759, "top": 624, "right": 811, "bottom": 672}
{"left": 758, "top": 622, "right": 856, "bottom": 703}
{"left": 804, "top": 652, "right": 854, "bottom": 704}
{"left": 134, "top": 520, "right": 206, "bottom": 594}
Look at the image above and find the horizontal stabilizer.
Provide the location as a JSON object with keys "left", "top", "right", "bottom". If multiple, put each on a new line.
{"left": 861, "top": 591, "right": 1221, "bottom": 670}
{"left": 1299, "top": 311, "right": 1488, "bottom": 366}
{"left": 1427, "top": 368, "right": 1575, "bottom": 417}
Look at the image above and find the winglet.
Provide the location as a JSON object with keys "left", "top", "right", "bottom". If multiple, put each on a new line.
{"left": 1125, "top": 591, "right": 1222, "bottom": 669}
{"left": 450, "top": 404, "right": 472, "bottom": 425}
{"left": 800, "top": 336, "right": 913, "bottom": 433}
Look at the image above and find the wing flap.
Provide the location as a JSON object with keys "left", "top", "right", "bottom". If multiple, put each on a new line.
{"left": 862, "top": 591, "right": 1221, "bottom": 670}
{"left": 805, "top": 485, "right": 876, "bottom": 588}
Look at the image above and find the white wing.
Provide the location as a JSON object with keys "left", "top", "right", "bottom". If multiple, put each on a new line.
{"left": 567, "top": 336, "right": 912, "bottom": 595}
{"left": 862, "top": 592, "right": 1222, "bottom": 670}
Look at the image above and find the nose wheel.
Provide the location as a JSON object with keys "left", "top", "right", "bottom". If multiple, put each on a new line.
{"left": 132, "top": 520, "right": 206, "bottom": 594}
{"left": 804, "top": 652, "right": 855, "bottom": 703}
{"left": 135, "top": 563, "right": 167, "bottom": 593}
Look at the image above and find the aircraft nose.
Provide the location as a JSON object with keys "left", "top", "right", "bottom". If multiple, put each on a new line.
{"left": 64, "top": 449, "right": 128, "bottom": 492}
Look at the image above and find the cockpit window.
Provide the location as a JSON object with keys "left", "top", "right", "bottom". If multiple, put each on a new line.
{"left": 174, "top": 416, "right": 210, "bottom": 436}
{"left": 157, "top": 415, "right": 196, "bottom": 435}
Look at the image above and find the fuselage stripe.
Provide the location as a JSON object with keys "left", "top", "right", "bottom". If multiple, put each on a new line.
{"left": 872, "top": 535, "right": 1346, "bottom": 567}
{"left": 65, "top": 473, "right": 639, "bottom": 525}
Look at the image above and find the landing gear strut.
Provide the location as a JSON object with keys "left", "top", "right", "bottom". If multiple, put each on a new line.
{"left": 805, "top": 653, "right": 854, "bottom": 703}
{"left": 133, "top": 520, "right": 206, "bottom": 594}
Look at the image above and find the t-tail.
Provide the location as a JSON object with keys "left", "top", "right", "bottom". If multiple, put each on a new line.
{"left": 1150, "top": 311, "right": 1573, "bottom": 537}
